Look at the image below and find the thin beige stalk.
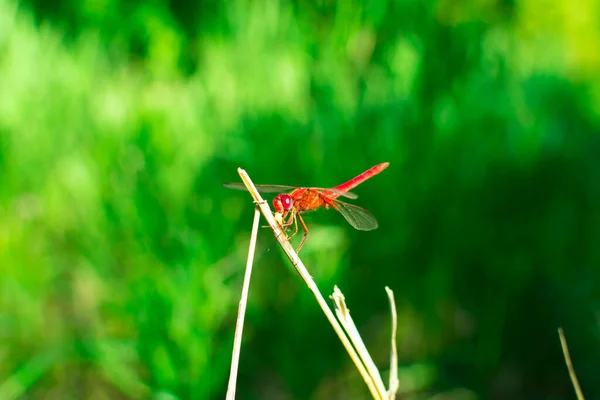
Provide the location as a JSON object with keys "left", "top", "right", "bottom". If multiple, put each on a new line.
{"left": 558, "top": 327, "right": 585, "bottom": 400}
{"left": 385, "top": 286, "right": 399, "bottom": 399}
{"left": 226, "top": 207, "right": 262, "bottom": 400}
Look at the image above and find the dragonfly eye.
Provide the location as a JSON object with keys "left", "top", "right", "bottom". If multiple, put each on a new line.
{"left": 273, "top": 194, "right": 293, "bottom": 212}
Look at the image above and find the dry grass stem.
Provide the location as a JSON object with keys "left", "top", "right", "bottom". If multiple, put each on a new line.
{"left": 235, "top": 167, "right": 383, "bottom": 400}
{"left": 385, "top": 287, "right": 399, "bottom": 399}
{"left": 226, "top": 207, "right": 262, "bottom": 400}
{"left": 558, "top": 327, "right": 585, "bottom": 400}
{"left": 331, "top": 287, "right": 387, "bottom": 398}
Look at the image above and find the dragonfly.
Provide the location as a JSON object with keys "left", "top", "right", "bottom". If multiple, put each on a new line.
{"left": 224, "top": 162, "right": 389, "bottom": 252}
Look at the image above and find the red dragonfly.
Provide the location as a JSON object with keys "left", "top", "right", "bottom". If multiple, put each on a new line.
{"left": 224, "top": 162, "right": 389, "bottom": 252}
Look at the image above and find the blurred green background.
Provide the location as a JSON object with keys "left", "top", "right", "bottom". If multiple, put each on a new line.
{"left": 1, "top": 0, "right": 599, "bottom": 398}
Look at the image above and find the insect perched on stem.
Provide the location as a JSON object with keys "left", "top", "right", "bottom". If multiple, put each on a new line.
{"left": 225, "top": 162, "right": 389, "bottom": 253}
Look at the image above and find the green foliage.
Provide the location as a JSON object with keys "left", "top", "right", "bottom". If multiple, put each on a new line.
{"left": 1, "top": 0, "right": 600, "bottom": 398}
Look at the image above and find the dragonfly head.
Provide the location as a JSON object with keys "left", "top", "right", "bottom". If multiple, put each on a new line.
{"left": 273, "top": 194, "right": 293, "bottom": 213}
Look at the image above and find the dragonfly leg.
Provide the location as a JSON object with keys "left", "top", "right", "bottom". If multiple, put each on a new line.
{"left": 283, "top": 211, "right": 295, "bottom": 228}
{"left": 295, "top": 214, "right": 309, "bottom": 253}
{"left": 274, "top": 211, "right": 298, "bottom": 247}
{"left": 287, "top": 212, "right": 299, "bottom": 240}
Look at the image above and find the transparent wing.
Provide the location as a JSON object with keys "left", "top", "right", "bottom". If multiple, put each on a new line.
{"left": 312, "top": 188, "right": 358, "bottom": 200}
{"left": 339, "top": 191, "right": 358, "bottom": 200}
{"left": 223, "top": 183, "right": 299, "bottom": 193}
{"left": 223, "top": 183, "right": 358, "bottom": 199}
{"left": 333, "top": 200, "right": 378, "bottom": 231}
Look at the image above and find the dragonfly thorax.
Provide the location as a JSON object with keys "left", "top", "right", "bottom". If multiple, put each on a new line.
{"left": 273, "top": 194, "right": 293, "bottom": 213}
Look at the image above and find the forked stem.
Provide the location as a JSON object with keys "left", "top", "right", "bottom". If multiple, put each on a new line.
{"left": 331, "top": 287, "right": 387, "bottom": 396}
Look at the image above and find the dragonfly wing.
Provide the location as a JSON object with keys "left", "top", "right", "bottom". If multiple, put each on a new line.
{"left": 223, "top": 183, "right": 299, "bottom": 193}
{"left": 224, "top": 183, "right": 358, "bottom": 199}
{"left": 334, "top": 200, "right": 378, "bottom": 231}
{"left": 331, "top": 189, "right": 358, "bottom": 200}
{"left": 310, "top": 188, "right": 358, "bottom": 199}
